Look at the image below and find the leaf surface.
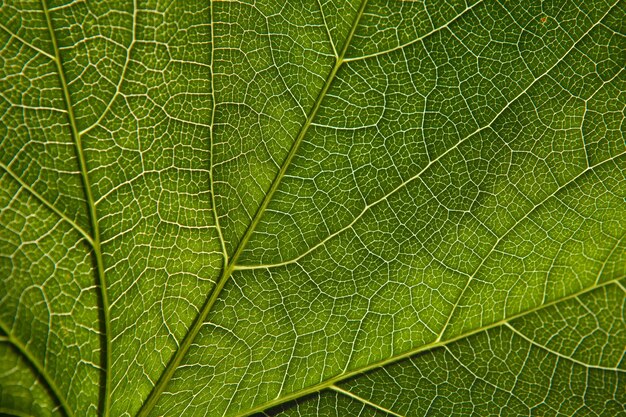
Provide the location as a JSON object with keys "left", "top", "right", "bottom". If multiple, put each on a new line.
{"left": 0, "top": 0, "right": 624, "bottom": 416}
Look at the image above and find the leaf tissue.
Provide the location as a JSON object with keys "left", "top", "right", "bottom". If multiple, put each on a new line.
{"left": 0, "top": 0, "right": 624, "bottom": 416}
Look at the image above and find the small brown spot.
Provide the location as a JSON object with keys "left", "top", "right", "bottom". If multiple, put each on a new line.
{"left": 540, "top": 16, "right": 548, "bottom": 24}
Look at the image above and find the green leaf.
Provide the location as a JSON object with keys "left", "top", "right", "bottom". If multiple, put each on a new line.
{"left": 1, "top": 0, "right": 624, "bottom": 416}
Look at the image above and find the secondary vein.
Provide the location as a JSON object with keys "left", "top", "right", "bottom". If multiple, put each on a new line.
{"left": 0, "top": 320, "right": 75, "bottom": 417}
{"left": 330, "top": 385, "right": 405, "bottom": 417}
{"left": 0, "top": 161, "right": 94, "bottom": 245}
{"left": 209, "top": 0, "right": 228, "bottom": 264}
{"left": 234, "top": 278, "right": 623, "bottom": 417}
{"left": 41, "top": 1, "right": 112, "bottom": 415}
{"left": 135, "top": 1, "right": 370, "bottom": 415}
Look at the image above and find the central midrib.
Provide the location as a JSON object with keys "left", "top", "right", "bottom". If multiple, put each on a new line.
{"left": 134, "top": 1, "right": 370, "bottom": 416}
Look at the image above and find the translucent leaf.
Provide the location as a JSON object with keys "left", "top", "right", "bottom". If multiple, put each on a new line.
{"left": 1, "top": 0, "right": 624, "bottom": 416}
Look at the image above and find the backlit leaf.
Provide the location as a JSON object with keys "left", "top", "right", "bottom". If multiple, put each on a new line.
{"left": 1, "top": 0, "right": 624, "bottom": 416}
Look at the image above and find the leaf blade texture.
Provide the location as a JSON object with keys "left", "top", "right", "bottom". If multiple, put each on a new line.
{"left": 0, "top": 0, "right": 624, "bottom": 416}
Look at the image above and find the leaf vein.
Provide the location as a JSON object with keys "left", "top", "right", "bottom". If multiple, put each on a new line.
{"left": 330, "top": 384, "right": 405, "bottom": 417}
{"left": 0, "top": 162, "right": 94, "bottom": 245}
{"left": 235, "top": 278, "right": 622, "bottom": 417}
{"left": 40, "top": 1, "right": 111, "bottom": 415}
{"left": 235, "top": 1, "right": 622, "bottom": 273}
{"left": 135, "top": 1, "right": 371, "bottom": 415}
{"left": 343, "top": 0, "right": 484, "bottom": 63}
{"left": 0, "top": 321, "right": 75, "bottom": 417}
{"left": 504, "top": 322, "right": 624, "bottom": 373}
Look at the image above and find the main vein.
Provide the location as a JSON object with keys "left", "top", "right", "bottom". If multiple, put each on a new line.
{"left": 136, "top": 1, "right": 369, "bottom": 416}
{"left": 41, "top": 1, "right": 112, "bottom": 416}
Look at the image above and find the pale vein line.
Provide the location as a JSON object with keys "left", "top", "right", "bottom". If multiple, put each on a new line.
{"left": 0, "top": 162, "right": 94, "bottom": 245}
{"left": 594, "top": 233, "right": 624, "bottom": 285}
{"left": 0, "top": 21, "right": 55, "bottom": 60}
{"left": 264, "top": 12, "right": 308, "bottom": 119}
{"left": 504, "top": 322, "right": 624, "bottom": 373}
{"left": 342, "top": 0, "right": 483, "bottom": 63}
{"left": 79, "top": 0, "right": 137, "bottom": 136}
{"left": 330, "top": 385, "right": 405, "bottom": 417}
{"left": 316, "top": 0, "right": 338, "bottom": 59}
{"left": 209, "top": 0, "right": 228, "bottom": 263}
{"left": 234, "top": 278, "right": 621, "bottom": 417}
{"left": 443, "top": 345, "right": 529, "bottom": 406}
